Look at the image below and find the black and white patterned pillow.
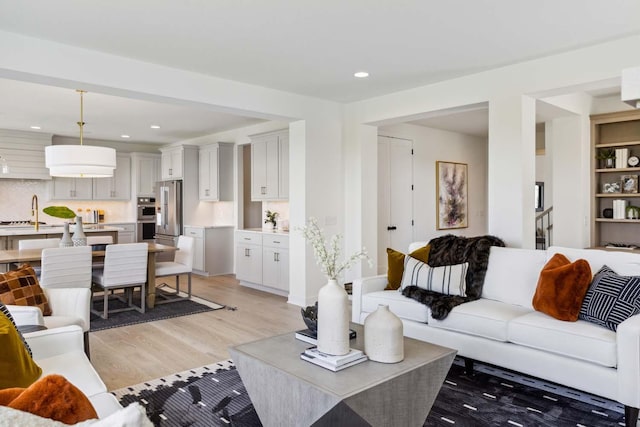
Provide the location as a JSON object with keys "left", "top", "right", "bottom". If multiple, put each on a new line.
{"left": 0, "top": 302, "right": 33, "bottom": 356}
{"left": 399, "top": 256, "right": 468, "bottom": 297}
{"left": 579, "top": 266, "right": 640, "bottom": 331}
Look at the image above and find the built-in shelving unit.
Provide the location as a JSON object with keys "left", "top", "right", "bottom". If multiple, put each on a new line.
{"left": 591, "top": 110, "right": 640, "bottom": 247}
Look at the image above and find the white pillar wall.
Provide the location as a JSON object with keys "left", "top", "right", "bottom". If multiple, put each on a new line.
{"left": 488, "top": 95, "right": 537, "bottom": 247}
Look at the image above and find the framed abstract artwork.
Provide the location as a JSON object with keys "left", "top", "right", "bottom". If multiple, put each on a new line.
{"left": 436, "top": 161, "right": 468, "bottom": 230}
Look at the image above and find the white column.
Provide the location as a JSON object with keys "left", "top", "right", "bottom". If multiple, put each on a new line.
{"left": 488, "top": 95, "right": 537, "bottom": 247}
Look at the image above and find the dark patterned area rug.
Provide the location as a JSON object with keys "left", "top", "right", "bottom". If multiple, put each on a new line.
{"left": 112, "top": 358, "right": 628, "bottom": 427}
{"left": 90, "top": 290, "right": 224, "bottom": 332}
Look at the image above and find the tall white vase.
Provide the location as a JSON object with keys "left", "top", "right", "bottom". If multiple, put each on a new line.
{"left": 72, "top": 216, "right": 87, "bottom": 246}
{"left": 317, "top": 279, "right": 350, "bottom": 356}
{"left": 59, "top": 222, "right": 73, "bottom": 247}
{"left": 364, "top": 304, "right": 404, "bottom": 363}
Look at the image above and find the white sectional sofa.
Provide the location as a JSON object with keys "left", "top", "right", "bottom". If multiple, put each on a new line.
{"left": 352, "top": 244, "right": 640, "bottom": 427}
{"left": 22, "top": 325, "right": 122, "bottom": 419}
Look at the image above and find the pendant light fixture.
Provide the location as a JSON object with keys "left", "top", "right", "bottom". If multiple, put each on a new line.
{"left": 45, "top": 90, "right": 116, "bottom": 178}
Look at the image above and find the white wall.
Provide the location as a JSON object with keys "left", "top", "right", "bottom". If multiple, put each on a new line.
{"left": 378, "top": 123, "right": 488, "bottom": 248}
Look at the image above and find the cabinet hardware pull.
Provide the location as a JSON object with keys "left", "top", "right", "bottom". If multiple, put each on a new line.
{"left": 387, "top": 226, "right": 397, "bottom": 230}
{"left": 244, "top": 237, "right": 250, "bottom": 240}
{"left": 273, "top": 240, "right": 280, "bottom": 244}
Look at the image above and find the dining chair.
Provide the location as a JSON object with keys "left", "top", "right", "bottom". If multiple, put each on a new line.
{"left": 91, "top": 243, "right": 148, "bottom": 319}
{"left": 17, "top": 238, "right": 61, "bottom": 275}
{"left": 155, "top": 235, "right": 194, "bottom": 304}
{"left": 39, "top": 246, "right": 93, "bottom": 356}
{"left": 87, "top": 235, "right": 113, "bottom": 269}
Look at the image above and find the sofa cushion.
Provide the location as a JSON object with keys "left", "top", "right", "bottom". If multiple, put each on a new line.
{"left": 400, "top": 257, "right": 468, "bottom": 297}
{"left": 482, "top": 246, "right": 546, "bottom": 309}
{"left": 508, "top": 311, "right": 617, "bottom": 367}
{"left": 532, "top": 253, "right": 592, "bottom": 321}
{"left": 429, "top": 299, "right": 531, "bottom": 342}
{"left": 0, "top": 265, "right": 51, "bottom": 316}
{"left": 0, "top": 309, "right": 42, "bottom": 389}
{"left": 579, "top": 266, "right": 640, "bottom": 331}
{"left": 385, "top": 245, "right": 431, "bottom": 290}
{"left": 362, "top": 290, "right": 429, "bottom": 323}
{"left": 2, "top": 374, "right": 97, "bottom": 424}
{"left": 547, "top": 246, "right": 640, "bottom": 277}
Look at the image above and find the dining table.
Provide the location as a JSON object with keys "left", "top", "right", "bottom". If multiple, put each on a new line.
{"left": 0, "top": 242, "right": 177, "bottom": 309}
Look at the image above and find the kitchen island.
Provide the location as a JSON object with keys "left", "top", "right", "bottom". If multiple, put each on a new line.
{"left": 0, "top": 225, "right": 121, "bottom": 250}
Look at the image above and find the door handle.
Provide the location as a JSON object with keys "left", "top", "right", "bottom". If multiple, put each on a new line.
{"left": 387, "top": 226, "right": 397, "bottom": 230}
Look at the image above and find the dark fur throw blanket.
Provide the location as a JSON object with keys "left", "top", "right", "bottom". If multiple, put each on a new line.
{"left": 401, "top": 234, "right": 505, "bottom": 320}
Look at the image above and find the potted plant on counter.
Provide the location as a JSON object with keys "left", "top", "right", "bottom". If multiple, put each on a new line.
{"left": 43, "top": 206, "right": 76, "bottom": 247}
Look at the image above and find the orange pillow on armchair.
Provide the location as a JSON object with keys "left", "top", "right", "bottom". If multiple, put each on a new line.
{"left": 532, "top": 253, "right": 592, "bottom": 321}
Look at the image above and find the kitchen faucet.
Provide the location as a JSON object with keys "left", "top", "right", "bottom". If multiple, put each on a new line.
{"left": 31, "top": 194, "right": 39, "bottom": 231}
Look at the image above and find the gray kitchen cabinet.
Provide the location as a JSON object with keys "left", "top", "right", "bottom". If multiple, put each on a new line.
{"left": 235, "top": 230, "right": 263, "bottom": 284}
{"left": 185, "top": 225, "right": 234, "bottom": 275}
{"left": 92, "top": 154, "right": 131, "bottom": 200}
{"left": 51, "top": 177, "right": 93, "bottom": 200}
{"left": 250, "top": 130, "right": 288, "bottom": 201}
{"left": 131, "top": 152, "right": 160, "bottom": 197}
{"left": 198, "top": 143, "right": 233, "bottom": 201}
{"left": 262, "top": 234, "right": 289, "bottom": 291}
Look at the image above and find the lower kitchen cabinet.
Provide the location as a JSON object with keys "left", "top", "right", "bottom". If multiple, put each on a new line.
{"left": 184, "top": 226, "right": 234, "bottom": 276}
{"left": 235, "top": 230, "right": 289, "bottom": 294}
{"left": 106, "top": 222, "right": 135, "bottom": 243}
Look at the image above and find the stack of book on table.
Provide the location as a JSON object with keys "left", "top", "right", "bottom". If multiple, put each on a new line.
{"left": 295, "top": 328, "right": 357, "bottom": 345}
{"left": 300, "top": 347, "right": 368, "bottom": 371}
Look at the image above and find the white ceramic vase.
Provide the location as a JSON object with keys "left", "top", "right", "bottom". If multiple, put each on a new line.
{"left": 317, "top": 279, "right": 350, "bottom": 356}
{"left": 364, "top": 304, "right": 404, "bottom": 363}
{"left": 72, "top": 216, "right": 87, "bottom": 246}
{"left": 59, "top": 222, "right": 73, "bottom": 247}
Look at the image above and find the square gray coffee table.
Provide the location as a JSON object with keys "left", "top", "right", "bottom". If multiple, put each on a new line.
{"left": 229, "top": 323, "right": 456, "bottom": 427}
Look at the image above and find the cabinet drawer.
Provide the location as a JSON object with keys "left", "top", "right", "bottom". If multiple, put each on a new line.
{"left": 236, "top": 231, "right": 262, "bottom": 245}
{"left": 184, "top": 227, "right": 205, "bottom": 239}
{"left": 263, "top": 234, "right": 289, "bottom": 248}
{"left": 109, "top": 223, "right": 135, "bottom": 232}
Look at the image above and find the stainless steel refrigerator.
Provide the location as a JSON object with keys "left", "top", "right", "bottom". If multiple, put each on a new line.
{"left": 155, "top": 180, "right": 183, "bottom": 251}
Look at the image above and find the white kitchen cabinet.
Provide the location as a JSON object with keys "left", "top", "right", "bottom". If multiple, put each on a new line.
{"left": 93, "top": 154, "right": 131, "bottom": 200}
{"left": 250, "top": 130, "right": 288, "bottom": 201}
{"left": 51, "top": 177, "right": 93, "bottom": 200}
{"left": 199, "top": 143, "right": 233, "bottom": 201}
{"left": 107, "top": 222, "right": 136, "bottom": 243}
{"left": 235, "top": 231, "right": 263, "bottom": 284}
{"left": 131, "top": 152, "right": 160, "bottom": 196}
{"left": 262, "top": 234, "right": 289, "bottom": 291}
{"left": 185, "top": 225, "right": 234, "bottom": 276}
{"left": 160, "top": 146, "right": 185, "bottom": 180}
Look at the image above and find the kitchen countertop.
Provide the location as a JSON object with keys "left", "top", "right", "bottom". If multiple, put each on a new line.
{"left": 184, "top": 224, "right": 235, "bottom": 229}
{"left": 239, "top": 228, "right": 289, "bottom": 235}
{"left": 0, "top": 225, "right": 122, "bottom": 237}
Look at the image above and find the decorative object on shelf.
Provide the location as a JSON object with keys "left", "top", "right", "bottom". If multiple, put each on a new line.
{"left": 613, "top": 199, "right": 629, "bottom": 219}
{"left": 364, "top": 304, "right": 404, "bottom": 363}
{"left": 264, "top": 210, "right": 278, "bottom": 230}
{"left": 596, "top": 148, "right": 616, "bottom": 169}
{"left": 43, "top": 206, "right": 77, "bottom": 248}
{"left": 300, "top": 302, "right": 318, "bottom": 334}
{"left": 72, "top": 216, "right": 87, "bottom": 246}
{"left": 298, "top": 217, "right": 371, "bottom": 356}
{"left": 621, "top": 175, "right": 638, "bottom": 194}
{"left": 602, "top": 182, "right": 621, "bottom": 193}
{"left": 626, "top": 205, "right": 640, "bottom": 220}
{"left": 629, "top": 156, "right": 640, "bottom": 167}
{"left": 436, "top": 161, "right": 468, "bottom": 230}
{"left": 603, "top": 208, "right": 614, "bottom": 218}
{"left": 45, "top": 90, "right": 116, "bottom": 178}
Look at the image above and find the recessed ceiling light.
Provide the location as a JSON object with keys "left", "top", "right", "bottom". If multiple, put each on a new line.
{"left": 354, "top": 71, "right": 369, "bottom": 78}
{"left": 150, "top": 125, "right": 160, "bottom": 129}
{"left": 120, "top": 134, "right": 130, "bottom": 139}
{"left": 30, "top": 125, "right": 41, "bottom": 130}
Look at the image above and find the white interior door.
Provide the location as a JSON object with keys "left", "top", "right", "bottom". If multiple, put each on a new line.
{"left": 378, "top": 136, "right": 413, "bottom": 274}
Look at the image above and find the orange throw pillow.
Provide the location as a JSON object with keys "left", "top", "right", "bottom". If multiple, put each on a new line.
{"left": 0, "top": 374, "right": 97, "bottom": 424}
{"left": 385, "top": 245, "right": 431, "bottom": 290}
{"left": 532, "top": 253, "right": 592, "bottom": 321}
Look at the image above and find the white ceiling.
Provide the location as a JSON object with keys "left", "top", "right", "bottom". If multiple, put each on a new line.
{"left": 0, "top": 1, "right": 638, "bottom": 142}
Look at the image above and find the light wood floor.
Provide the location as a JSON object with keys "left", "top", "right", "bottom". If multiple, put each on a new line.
{"left": 90, "top": 274, "right": 303, "bottom": 391}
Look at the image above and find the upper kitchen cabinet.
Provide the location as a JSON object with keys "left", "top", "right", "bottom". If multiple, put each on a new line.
{"left": 51, "top": 177, "right": 93, "bottom": 200}
{"left": 199, "top": 143, "right": 233, "bottom": 201}
{"left": 93, "top": 154, "right": 131, "bottom": 200}
{"left": 250, "top": 130, "right": 289, "bottom": 201}
{"left": 131, "top": 152, "right": 160, "bottom": 196}
{"left": 160, "top": 145, "right": 198, "bottom": 181}
{"left": 0, "top": 130, "right": 52, "bottom": 180}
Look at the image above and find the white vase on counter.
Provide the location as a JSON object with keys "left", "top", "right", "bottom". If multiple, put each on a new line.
{"left": 317, "top": 279, "right": 350, "bottom": 356}
{"left": 72, "top": 216, "right": 87, "bottom": 246}
{"left": 59, "top": 222, "right": 73, "bottom": 247}
{"left": 364, "top": 304, "right": 404, "bottom": 363}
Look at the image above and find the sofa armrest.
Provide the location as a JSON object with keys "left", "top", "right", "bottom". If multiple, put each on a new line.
{"left": 43, "top": 288, "right": 91, "bottom": 332}
{"left": 351, "top": 275, "right": 388, "bottom": 323}
{"left": 617, "top": 314, "right": 640, "bottom": 408}
{"left": 25, "top": 325, "right": 84, "bottom": 360}
{"left": 5, "top": 305, "right": 44, "bottom": 327}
